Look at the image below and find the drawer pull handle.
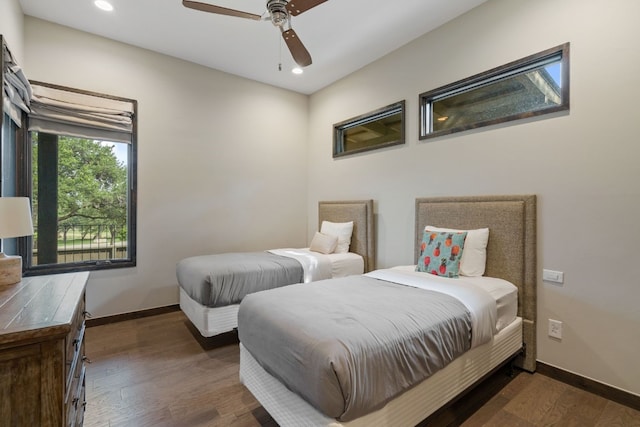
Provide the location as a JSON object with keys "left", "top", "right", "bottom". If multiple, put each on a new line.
{"left": 83, "top": 310, "right": 93, "bottom": 318}
{"left": 83, "top": 355, "right": 92, "bottom": 364}
{"left": 73, "top": 397, "right": 79, "bottom": 409}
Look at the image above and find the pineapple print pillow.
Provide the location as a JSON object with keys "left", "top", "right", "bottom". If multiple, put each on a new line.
{"left": 415, "top": 230, "right": 468, "bottom": 278}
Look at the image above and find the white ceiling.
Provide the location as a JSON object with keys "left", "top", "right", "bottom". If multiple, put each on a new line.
{"left": 18, "top": 0, "right": 486, "bottom": 95}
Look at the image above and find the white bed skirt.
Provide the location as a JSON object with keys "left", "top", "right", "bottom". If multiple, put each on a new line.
{"left": 179, "top": 287, "right": 239, "bottom": 337}
{"left": 240, "top": 316, "right": 523, "bottom": 427}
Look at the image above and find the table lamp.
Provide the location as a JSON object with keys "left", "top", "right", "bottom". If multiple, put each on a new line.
{"left": 0, "top": 197, "right": 34, "bottom": 286}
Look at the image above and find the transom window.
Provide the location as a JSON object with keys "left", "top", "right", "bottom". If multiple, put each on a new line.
{"left": 419, "top": 43, "right": 569, "bottom": 139}
{"left": 333, "top": 101, "right": 405, "bottom": 157}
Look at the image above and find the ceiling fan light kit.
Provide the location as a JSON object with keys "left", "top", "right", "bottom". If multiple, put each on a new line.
{"left": 267, "top": 0, "right": 289, "bottom": 27}
{"left": 94, "top": 0, "right": 114, "bottom": 12}
{"left": 182, "top": 0, "right": 327, "bottom": 67}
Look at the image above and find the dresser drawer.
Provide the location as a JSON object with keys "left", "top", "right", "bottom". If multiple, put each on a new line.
{"left": 66, "top": 363, "right": 86, "bottom": 427}
{"left": 74, "top": 383, "right": 86, "bottom": 427}
{"left": 65, "top": 295, "right": 86, "bottom": 360}
{"left": 65, "top": 292, "right": 86, "bottom": 402}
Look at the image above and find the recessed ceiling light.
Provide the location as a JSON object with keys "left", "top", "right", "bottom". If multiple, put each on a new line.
{"left": 94, "top": 0, "right": 114, "bottom": 12}
{"left": 292, "top": 67, "right": 303, "bottom": 75}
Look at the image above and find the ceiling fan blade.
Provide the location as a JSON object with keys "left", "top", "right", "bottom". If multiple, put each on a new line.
{"left": 282, "top": 29, "right": 312, "bottom": 67}
{"left": 286, "top": 0, "right": 328, "bottom": 16}
{"left": 182, "top": 0, "right": 262, "bottom": 20}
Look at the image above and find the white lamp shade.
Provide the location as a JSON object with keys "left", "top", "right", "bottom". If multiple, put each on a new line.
{"left": 0, "top": 197, "right": 34, "bottom": 238}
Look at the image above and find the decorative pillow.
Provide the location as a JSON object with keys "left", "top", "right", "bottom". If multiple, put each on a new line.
{"left": 424, "top": 226, "right": 489, "bottom": 277}
{"left": 416, "top": 231, "right": 467, "bottom": 278}
{"left": 320, "top": 220, "right": 354, "bottom": 254}
{"left": 309, "top": 232, "right": 338, "bottom": 254}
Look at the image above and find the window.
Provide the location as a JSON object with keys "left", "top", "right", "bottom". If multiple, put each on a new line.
{"left": 21, "top": 82, "right": 137, "bottom": 275}
{"left": 1, "top": 113, "right": 18, "bottom": 198}
{"left": 1, "top": 113, "right": 21, "bottom": 256}
{"left": 419, "top": 43, "right": 569, "bottom": 140}
{"left": 1, "top": 36, "right": 30, "bottom": 259}
{"left": 334, "top": 101, "right": 405, "bottom": 157}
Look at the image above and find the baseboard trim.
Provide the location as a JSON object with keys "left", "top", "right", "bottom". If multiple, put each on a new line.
{"left": 537, "top": 362, "right": 640, "bottom": 411}
{"left": 86, "top": 304, "right": 180, "bottom": 328}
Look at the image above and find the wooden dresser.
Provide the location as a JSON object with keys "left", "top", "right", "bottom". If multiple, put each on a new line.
{"left": 0, "top": 271, "right": 89, "bottom": 427}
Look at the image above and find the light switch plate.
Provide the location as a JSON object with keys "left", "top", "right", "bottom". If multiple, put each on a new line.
{"left": 543, "top": 269, "right": 564, "bottom": 284}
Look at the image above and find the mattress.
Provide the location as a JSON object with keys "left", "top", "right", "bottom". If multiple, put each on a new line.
{"left": 239, "top": 275, "right": 479, "bottom": 421}
{"left": 178, "top": 250, "right": 364, "bottom": 306}
{"left": 178, "top": 250, "right": 365, "bottom": 337}
{"left": 177, "top": 251, "right": 305, "bottom": 308}
{"left": 386, "top": 265, "right": 518, "bottom": 332}
{"left": 325, "top": 251, "right": 364, "bottom": 277}
{"left": 267, "top": 249, "right": 365, "bottom": 281}
{"left": 240, "top": 317, "right": 523, "bottom": 427}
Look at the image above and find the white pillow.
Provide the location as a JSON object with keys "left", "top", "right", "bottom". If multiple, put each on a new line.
{"left": 424, "top": 226, "right": 489, "bottom": 277}
{"left": 309, "top": 232, "right": 338, "bottom": 254}
{"left": 320, "top": 220, "right": 354, "bottom": 254}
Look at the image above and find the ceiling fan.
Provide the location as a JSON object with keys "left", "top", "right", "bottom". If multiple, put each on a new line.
{"left": 182, "top": 0, "right": 328, "bottom": 67}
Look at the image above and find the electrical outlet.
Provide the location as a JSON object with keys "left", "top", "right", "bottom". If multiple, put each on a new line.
{"left": 548, "top": 319, "right": 563, "bottom": 339}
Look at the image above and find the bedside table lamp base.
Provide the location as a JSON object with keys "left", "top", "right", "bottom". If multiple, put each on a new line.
{"left": 0, "top": 253, "right": 22, "bottom": 286}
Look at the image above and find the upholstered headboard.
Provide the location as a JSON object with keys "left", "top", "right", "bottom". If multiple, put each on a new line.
{"left": 415, "top": 195, "right": 537, "bottom": 372}
{"left": 318, "top": 200, "right": 375, "bottom": 273}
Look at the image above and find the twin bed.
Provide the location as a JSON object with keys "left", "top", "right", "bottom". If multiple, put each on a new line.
{"left": 177, "top": 200, "right": 376, "bottom": 337}
{"left": 237, "top": 195, "right": 537, "bottom": 426}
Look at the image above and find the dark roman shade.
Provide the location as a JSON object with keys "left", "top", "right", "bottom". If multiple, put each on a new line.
{"left": 28, "top": 81, "right": 135, "bottom": 144}
{"left": 2, "top": 40, "right": 31, "bottom": 127}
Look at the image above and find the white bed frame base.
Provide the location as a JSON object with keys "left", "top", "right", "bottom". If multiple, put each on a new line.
{"left": 240, "top": 317, "right": 523, "bottom": 427}
{"left": 179, "top": 288, "right": 239, "bottom": 337}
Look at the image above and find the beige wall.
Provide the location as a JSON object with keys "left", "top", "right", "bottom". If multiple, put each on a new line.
{"left": 23, "top": 18, "right": 309, "bottom": 320}
{"left": 0, "top": 0, "right": 24, "bottom": 62}
{"left": 307, "top": 0, "right": 640, "bottom": 396}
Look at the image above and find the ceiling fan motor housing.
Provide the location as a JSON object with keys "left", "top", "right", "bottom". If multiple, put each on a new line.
{"left": 267, "top": 0, "right": 290, "bottom": 27}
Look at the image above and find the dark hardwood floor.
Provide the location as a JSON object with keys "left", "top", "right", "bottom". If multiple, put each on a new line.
{"left": 84, "top": 311, "right": 640, "bottom": 427}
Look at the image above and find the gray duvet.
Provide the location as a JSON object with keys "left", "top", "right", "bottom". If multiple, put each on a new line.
{"left": 176, "top": 252, "right": 304, "bottom": 308}
{"left": 238, "top": 275, "right": 472, "bottom": 421}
